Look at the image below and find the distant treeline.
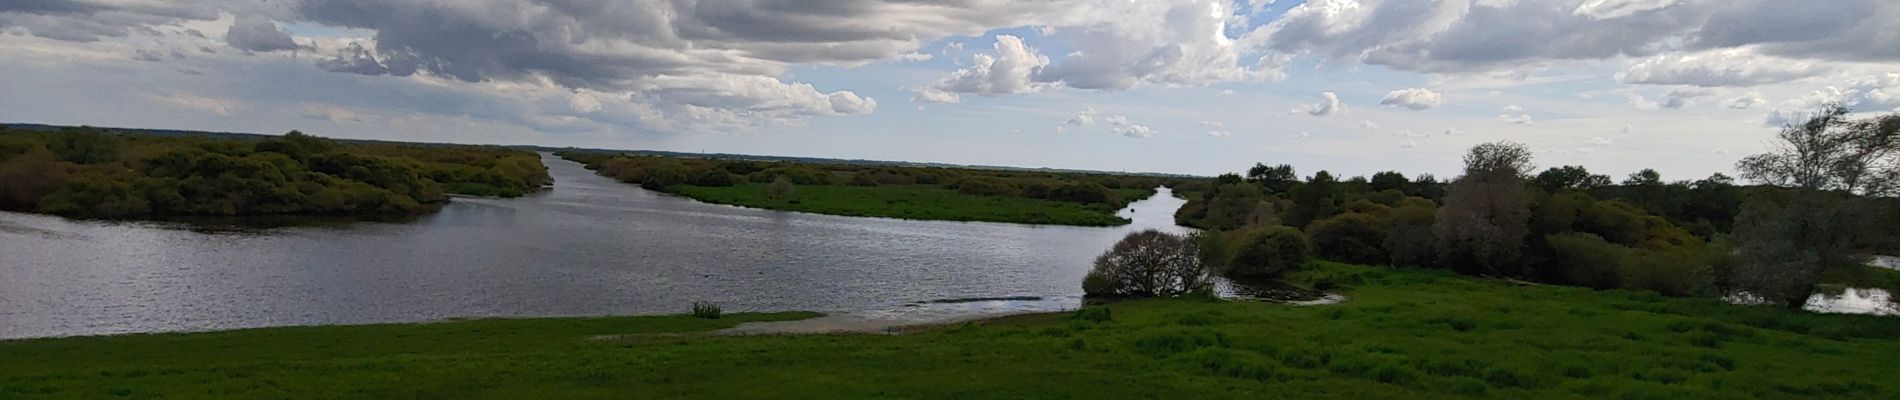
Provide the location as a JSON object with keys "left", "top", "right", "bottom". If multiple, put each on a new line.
{"left": 559, "top": 151, "right": 1176, "bottom": 211}
{"left": 0, "top": 127, "right": 549, "bottom": 219}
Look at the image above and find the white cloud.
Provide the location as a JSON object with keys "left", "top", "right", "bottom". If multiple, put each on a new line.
{"left": 1292, "top": 91, "right": 1345, "bottom": 116}
{"left": 1201, "top": 121, "right": 1230, "bottom": 137}
{"left": 1573, "top": 0, "right": 1682, "bottom": 19}
{"left": 1216, "top": 89, "right": 1236, "bottom": 96}
{"left": 1585, "top": 136, "right": 1614, "bottom": 146}
{"left": 1291, "top": 132, "right": 1310, "bottom": 139}
{"left": 1115, "top": 124, "right": 1155, "bottom": 139}
{"left": 1497, "top": 105, "right": 1533, "bottom": 124}
{"left": 152, "top": 93, "right": 240, "bottom": 116}
{"left": 1764, "top": 73, "right": 1900, "bottom": 125}
{"left": 1359, "top": 120, "right": 1380, "bottom": 131}
{"left": 913, "top": 34, "right": 1051, "bottom": 104}
{"left": 1378, "top": 87, "right": 1443, "bottom": 110}
{"left": 1725, "top": 92, "right": 1766, "bottom": 109}
{"left": 1400, "top": 138, "right": 1418, "bottom": 148}
{"left": 1618, "top": 49, "right": 1828, "bottom": 87}
{"left": 1066, "top": 106, "right": 1100, "bottom": 126}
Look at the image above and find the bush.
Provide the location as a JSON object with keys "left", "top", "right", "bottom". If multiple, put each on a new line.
{"left": 1083, "top": 230, "right": 1210, "bottom": 297}
{"left": 1305, "top": 213, "right": 1388, "bottom": 265}
{"left": 848, "top": 172, "right": 879, "bottom": 187}
{"left": 1544, "top": 233, "right": 1626, "bottom": 289}
{"left": 1230, "top": 226, "right": 1312, "bottom": 279}
{"left": 767, "top": 176, "right": 795, "bottom": 200}
{"left": 691, "top": 302, "right": 722, "bottom": 319}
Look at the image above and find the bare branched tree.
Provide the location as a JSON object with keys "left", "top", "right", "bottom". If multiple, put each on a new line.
{"left": 1733, "top": 104, "right": 1900, "bottom": 307}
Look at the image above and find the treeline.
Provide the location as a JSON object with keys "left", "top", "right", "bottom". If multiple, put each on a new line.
{"left": 0, "top": 127, "right": 549, "bottom": 219}
{"left": 558, "top": 151, "right": 1170, "bottom": 210}
{"left": 1170, "top": 105, "right": 1900, "bottom": 305}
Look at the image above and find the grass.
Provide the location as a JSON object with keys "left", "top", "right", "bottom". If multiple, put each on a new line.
{"left": 5, "top": 263, "right": 1899, "bottom": 399}
{"left": 667, "top": 183, "right": 1143, "bottom": 226}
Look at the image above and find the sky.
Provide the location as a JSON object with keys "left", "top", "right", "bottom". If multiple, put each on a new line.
{"left": 2, "top": 1, "right": 1898, "bottom": 180}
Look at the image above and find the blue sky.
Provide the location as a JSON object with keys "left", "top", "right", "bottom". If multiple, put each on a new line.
{"left": 2, "top": 0, "right": 1897, "bottom": 179}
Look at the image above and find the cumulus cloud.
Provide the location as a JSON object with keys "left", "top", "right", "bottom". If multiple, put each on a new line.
{"left": 1292, "top": 91, "right": 1345, "bottom": 116}
{"left": 1584, "top": 136, "right": 1615, "bottom": 146}
{"left": 913, "top": 34, "right": 1050, "bottom": 104}
{"left": 1378, "top": 87, "right": 1443, "bottom": 110}
{"left": 1618, "top": 49, "right": 1827, "bottom": 87}
{"left": 1115, "top": 124, "right": 1155, "bottom": 139}
{"left": 224, "top": 15, "right": 297, "bottom": 52}
{"left": 1359, "top": 120, "right": 1380, "bottom": 131}
{"left": 1497, "top": 105, "right": 1533, "bottom": 124}
{"left": 1065, "top": 106, "right": 1100, "bottom": 126}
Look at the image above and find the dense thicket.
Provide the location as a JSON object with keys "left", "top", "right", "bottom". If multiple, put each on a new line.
{"left": 0, "top": 127, "right": 548, "bottom": 219}
{"left": 559, "top": 151, "right": 1169, "bottom": 211}
{"left": 1168, "top": 107, "right": 1900, "bottom": 305}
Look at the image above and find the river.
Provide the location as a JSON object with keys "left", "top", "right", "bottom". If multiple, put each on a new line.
{"left": 0, "top": 154, "right": 1189, "bottom": 339}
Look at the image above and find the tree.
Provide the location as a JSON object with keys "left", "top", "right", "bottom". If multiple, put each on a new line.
{"left": 767, "top": 176, "right": 795, "bottom": 200}
{"left": 1284, "top": 170, "right": 1341, "bottom": 228}
{"left": 1306, "top": 213, "right": 1387, "bottom": 265}
{"left": 1434, "top": 141, "right": 1534, "bottom": 276}
{"left": 1082, "top": 230, "right": 1210, "bottom": 297}
{"left": 1732, "top": 105, "right": 1899, "bottom": 307}
{"left": 1533, "top": 165, "right": 1609, "bottom": 193}
{"left": 1246, "top": 163, "right": 1298, "bottom": 193}
{"left": 1229, "top": 226, "right": 1312, "bottom": 279}
{"left": 1369, "top": 171, "right": 1408, "bottom": 193}
{"left": 47, "top": 127, "right": 121, "bottom": 165}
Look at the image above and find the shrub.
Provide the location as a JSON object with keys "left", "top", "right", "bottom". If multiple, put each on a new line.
{"left": 690, "top": 169, "right": 737, "bottom": 187}
{"left": 1544, "top": 232, "right": 1626, "bottom": 289}
{"left": 1083, "top": 230, "right": 1210, "bottom": 297}
{"left": 691, "top": 302, "right": 722, "bottom": 319}
{"left": 1229, "top": 226, "right": 1312, "bottom": 279}
{"left": 1383, "top": 205, "right": 1437, "bottom": 268}
{"left": 766, "top": 176, "right": 795, "bottom": 200}
{"left": 1305, "top": 213, "right": 1388, "bottom": 265}
{"left": 848, "top": 172, "right": 880, "bottom": 187}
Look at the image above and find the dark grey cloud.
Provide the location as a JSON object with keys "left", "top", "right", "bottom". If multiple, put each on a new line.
{"left": 224, "top": 15, "right": 297, "bottom": 52}
{"left": 0, "top": 0, "right": 219, "bottom": 42}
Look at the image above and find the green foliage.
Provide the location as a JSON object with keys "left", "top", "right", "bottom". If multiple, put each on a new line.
{"left": 1230, "top": 226, "right": 1312, "bottom": 279}
{"left": 46, "top": 127, "right": 121, "bottom": 165}
{"left": 671, "top": 183, "right": 1132, "bottom": 226}
{"left": 766, "top": 176, "right": 795, "bottom": 200}
{"left": 691, "top": 302, "right": 722, "bottom": 319}
{"left": 1085, "top": 230, "right": 1210, "bottom": 297}
{"left": 1305, "top": 213, "right": 1387, "bottom": 265}
{"left": 0, "top": 128, "right": 546, "bottom": 219}
{"left": 955, "top": 177, "right": 1019, "bottom": 197}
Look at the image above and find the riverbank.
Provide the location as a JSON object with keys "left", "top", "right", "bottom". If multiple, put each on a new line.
{"left": 5, "top": 263, "right": 1895, "bottom": 399}
{"left": 669, "top": 183, "right": 1153, "bottom": 226}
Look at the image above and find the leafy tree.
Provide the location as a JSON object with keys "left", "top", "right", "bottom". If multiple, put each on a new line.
{"left": 1306, "top": 213, "right": 1387, "bottom": 265}
{"left": 1082, "top": 230, "right": 1210, "bottom": 297}
{"left": 1533, "top": 165, "right": 1610, "bottom": 193}
{"left": 1434, "top": 141, "right": 1534, "bottom": 276}
{"left": 1284, "top": 170, "right": 1341, "bottom": 228}
{"left": 47, "top": 127, "right": 121, "bottom": 165}
{"left": 1245, "top": 163, "right": 1298, "bottom": 193}
{"left": 1230, "top": 226, "right": 1312, "bottom": 279}
{"left": 1369, "top": 171, "right": 1408, "bottom": 193}
{"left": 1733, "top": 105, "right": 1899, "bottom": 307}
{"left": 1216, "top": 172, "right": 1244, "bottom": 186}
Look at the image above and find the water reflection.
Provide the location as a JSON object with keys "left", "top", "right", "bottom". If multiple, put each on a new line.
{"left": 1804, "top": 288, "right": 1898, "bottom": 316}
{"left": 0, "top": 154, "right": 1191, "bottom": 339}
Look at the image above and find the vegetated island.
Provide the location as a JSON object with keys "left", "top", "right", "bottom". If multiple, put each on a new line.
{"left": 0, "top": 125, "right": 549, "bottom": 220}
{"left": 557, "top": 150, "right": 1176, "bottom": 226}
{"left": 2, "top": 262, "right": 1897, "bottom": 399}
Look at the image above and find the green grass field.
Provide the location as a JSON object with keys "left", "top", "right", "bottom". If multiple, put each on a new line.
{"left": 666, "top": 184, "right": 1150, "bottom": 226}
{"left": 4, "top": 263, "right": 1897, "bottom": 399}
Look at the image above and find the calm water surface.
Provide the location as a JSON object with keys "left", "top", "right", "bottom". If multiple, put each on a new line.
{"left": 0, "top": 154, "right": 1189, "bottom": 339}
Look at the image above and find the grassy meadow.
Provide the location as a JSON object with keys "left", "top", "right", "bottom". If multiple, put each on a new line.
{"left": 668, "top": 183, "right": 1151, "bottom": 226}
{"left": 4, "top": 263, "right": 1896, "bottom": 399}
